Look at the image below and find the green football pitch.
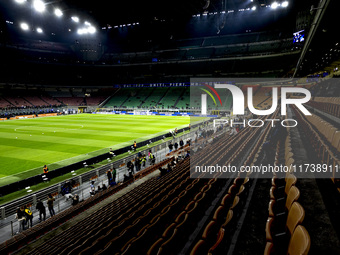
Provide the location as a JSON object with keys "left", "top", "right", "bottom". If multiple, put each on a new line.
{"left": 0, "top": 114, "right": 191, "bottom": 186}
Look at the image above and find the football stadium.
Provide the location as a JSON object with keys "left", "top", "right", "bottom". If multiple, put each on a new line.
{"left": 0, "top": 0, "right": 339, "bottom": 254}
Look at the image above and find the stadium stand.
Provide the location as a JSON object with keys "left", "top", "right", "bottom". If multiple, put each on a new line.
{"left": 1, "top": 1, "right": 340, "bottom": 254}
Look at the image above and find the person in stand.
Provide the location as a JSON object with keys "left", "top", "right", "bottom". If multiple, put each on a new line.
{"left": 168, "top": 142, "right": 174, "bottom": 153}
{"left": 149, "top": 150, "right": 155, "bottom": 165}
{"left": 142, "top": 154, "right": 146, "bottom": 167}
{"left": 36, "top": 200, "right": 46, "bottom": 222}
{"left": 102, "top": 184, "right": 107, "bottom": 190}
{"left": 15, "top": 207, "right": 25, "bottom": 233}
{"left": 90, "top": 181, "right": 96, "bottom": 196}
{"left": 159, "top": 166, "right": 167, "bottom": 176}
{"left": 128, "top": 171, "right": 134, "bottom": 180}
{"left": 107, "top": 169, "right": 112, "bottom": 186}
{"left": 72, "top": 194, "right": 79, "bottom": 206}
{"left": 47, "top": 194, "right": 55, "bottom": 217}
{"left": 138, "top": 157, "right": 143, "bottom": 170}
{"left": 127, "top": 160, "right": 134, "bottom": 173}
{"left": 24, "top": 205, "right": 33, "bottom": 229}
{"left": 180, "top": 139, "right": 184, "bottom": 148}
{"left": 112, "top": 167, "right": 117, "bottom": 183}
{"left": 174, "top": 141, "right": 178, "bottom": 151}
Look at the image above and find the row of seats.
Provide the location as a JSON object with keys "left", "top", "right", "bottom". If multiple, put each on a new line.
{"left": 313, "top": 97, "right": 340, "bottom": 105}
{"left": 0, "top": 157, "right": 174, "bottom": 255}
{"left": 52, "top": 159, "right": 188, "bottom": 254}
{"left": 143, "top": 121, "right": 268, "bottom": 254}
{"left": 305, "top": 114, "right": 340, "bottom": 155}
{"left": 308, "top": 99, "right": 340, "bottom": 119}
{"left": 119, "top": 117, "right": 273, "bottom": 254}
{"left": 265, "top": 129, "right": 311, "bottom": 255}
{"left": 188, "top": 112, "right": 279, "bottom": 255}
{"left": 93, "top": 126, "right": 245, "bottom": 255}
{"left": 293, "top": 106, "right": 340, "bottom": 187}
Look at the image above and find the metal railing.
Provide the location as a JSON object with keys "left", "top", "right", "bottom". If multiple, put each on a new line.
{"left": 0, "top": 131, "right": 193, "bottom": 221}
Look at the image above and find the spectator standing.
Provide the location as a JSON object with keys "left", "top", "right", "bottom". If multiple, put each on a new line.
{"left": 90, "top": 181, "right": 95, "bottom": 196}
{"left": 47, "top": 194, "right": 56, "bottom": 217}
{"left": 180, "top": 139, "right": 184, "bottom": 148}
{"left": 24, "top": 206, "right": 33, "bottom": 229}
{"left": 174, "top": 142, "right": 178, "bottom": 151}
{"left": 107, "top": 169, "right": 112, "bottom": 186}
{"left": 142, "top": 154, "right": 146, "bottom": 167}
{"left": 15, "top": 207, "right": 25, "bottom": 233}
{"left": 127, "top": 161, "right": 134, "bottom": 173}
{"left": 134, "top": 158, "right": 139, "bottom": 172}
{"left": 168, "top": 142, "right": 173, "bottom": 153}
{"left": 149, "top": 150, "right": 155, "bottom": 165}
{"left": 112, "top": 167, "right": 117, "bottom": 183}
{"left": 138, "top": 157, "right": 143, "bottom": 170}
{"left": 36, "top": 200, "right": 46, "bottom": 222}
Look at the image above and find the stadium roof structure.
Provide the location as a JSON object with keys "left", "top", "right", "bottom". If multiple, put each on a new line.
{"left": 0, "top": 0, "right": 338, "bottom": 82}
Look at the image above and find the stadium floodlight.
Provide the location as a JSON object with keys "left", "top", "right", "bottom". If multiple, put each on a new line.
{"left": 88, "top": 26, "right": 96, "bottom": 34}
{"left": 71, "top": 16, "right": 79, "bottom": 23}
{"left": 281, "top": 1, "right": 289, "bottom": 8}
{"left": 15, "top": 0, "right": 26, "bottom": 4}
{"left": 20, "top": 22, "right": 29, "bottom": 31}
{"left": 84, "top": 21, "right": 91, "bottom": 26}
{"left": 33, "top": 0, "right": 45, "bottom": 13}
{"left": 271, "top": 2, "right": 279, "bottom": 9}
{"left": 36, "top": 27, "right": 43, "bottom": 33}
{"left": 251, "top": 6, "right": 256, "bottom": 11}
{"left": 54, "top": 8, "right": 63, "bottom": 17}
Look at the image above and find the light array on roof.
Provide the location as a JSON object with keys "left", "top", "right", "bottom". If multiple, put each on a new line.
{"left": 11, "top": 0, "right": 98, "bottom": 36}
{"left": 192, "top": 0, "right": 289, "bottom": 16}
{"left": 102, "top": 22, "right": 140, "bottom": 30}
{"left": 33, "top": 0, "right": 45, "bottom": 12}
{"left": 54, "top": 8, "right": 63, "bottom": 17}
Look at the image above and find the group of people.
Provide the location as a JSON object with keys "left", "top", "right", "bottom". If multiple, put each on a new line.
{"left": 168, "top": 139, "right": 186, "bottom": 153}
{"left": 126, "top": 150, "right": 155, "bottom": 174}
{"left": 15, "top": 193, "right": 56, "bottom": 233}
{"left": 158, "top": 157, "right": 179, "bottom": 176}
{"left": 107, "top": 168, "right": 117, "bottom": 186}
{"left": 90, "top": 181, "right": 108, "bottom": 196}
